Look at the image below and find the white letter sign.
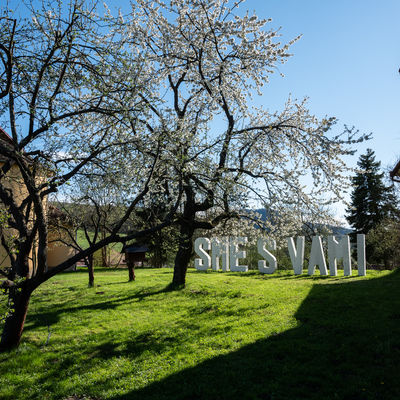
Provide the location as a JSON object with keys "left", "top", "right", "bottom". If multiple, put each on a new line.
{"left": 287, "top": 236, "right": 305, "bottom": 275}
{"left": 308, "top": 236, "right": 328, "bottom": 276}
{"left": 194, "top": 234, "right": 368, "bottom": 277}
{"left": 357, "top": 234, "right": 366, "bottom": 276}
{"left": 194, "top": 238, "right": 211, "bottom": 271}
{"left": 328, "top": 235, "right": 352, "bottom": 276}
{"left": 211, "top": 237, "right": 230, "bottom": 272}
{"left": 257, "top": 238, "right": 277, "bottom": 274}
{"left": 229, "top": 237, "right": 248, "bottom": 272}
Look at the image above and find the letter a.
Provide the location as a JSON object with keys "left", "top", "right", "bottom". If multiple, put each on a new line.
{"left": 308, "top": 236, "right": 328, "bottom": 276}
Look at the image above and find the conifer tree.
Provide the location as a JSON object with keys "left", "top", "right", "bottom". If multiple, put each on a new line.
{"left": 346, "top": 149, "right": 394, "bottom": 234}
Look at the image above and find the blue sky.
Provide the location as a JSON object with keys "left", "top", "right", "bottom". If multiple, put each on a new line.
{"left": 249, "top": 0, "right": 400, "bottom": 171}
{"left": 241, "top": 0, "right": 400, "bottom": 221}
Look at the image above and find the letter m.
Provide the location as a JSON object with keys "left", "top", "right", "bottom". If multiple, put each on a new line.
{"left": 328, "top": 235, "right": 351, "bottom": 276}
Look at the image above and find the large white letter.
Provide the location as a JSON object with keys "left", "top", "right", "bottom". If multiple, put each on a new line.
{"left": 287, "top": 236, "right": 305, "bottom": 275}
{"left": 257, "top": 238, "right": 277, "bottom": 274}
{"left": 211, "top": 237, "right": 229, "bottom": 272}
{"left": 308, "top": 236, "right": 328, "bottom": 276}
{"left": 194, "top": 238, "right": 211, "bottom": 271}
{"left": 357, "top": 234, "right": 366, "bottom": 276}
{"left": 229, "top": 237, "right": 248, "bottom": 272}
{"left": 328, "top": 235, "right": 351, "bottom": 276}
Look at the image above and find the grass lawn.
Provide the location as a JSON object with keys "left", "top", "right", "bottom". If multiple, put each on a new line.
{"left": 1, "top": 268, "right": 400, "bottom": 400}
{"left": 76, "top": 230, "right": 124, "bottom": 253}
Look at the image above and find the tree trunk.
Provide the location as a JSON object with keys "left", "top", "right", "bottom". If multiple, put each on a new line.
{"left": 101, "top": 246, "right": 109, "bottom": 268}
{"left": 128, "top": 263, "right": 135, "bottom": 281}
{"left": 87, "top": 254, "right": 94, "bottom": 287}
{"left": 0, "top": 285, "right": 32, "bottom": 352}
{"left": 101, "top": 228, "right": 110, "bottom": 268}
{"left": 172, "top": 222, "right": 195, "bottom": 287}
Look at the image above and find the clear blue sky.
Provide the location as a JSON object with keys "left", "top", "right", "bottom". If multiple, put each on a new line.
{"left": 244, "top": 0, "right": 400, "bottom": 221}
{"left": 249, "top": 0, "right": 400, "bottom": 169}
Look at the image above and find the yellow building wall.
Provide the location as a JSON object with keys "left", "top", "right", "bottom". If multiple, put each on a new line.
{"left": 0, "top": 161, "right": 75, "bottom": 273}
{"left": 0, "top": 162, "right": 34, "bottom": 270}
{"left": 47, "top": 227, "right": 76, "bottom": 269}
{"left": 47, "top": 243, "right": 76, "bottom": 268}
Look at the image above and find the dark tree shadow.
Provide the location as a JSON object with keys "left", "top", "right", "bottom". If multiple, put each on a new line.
{"left": 23, "top": 284, "right": 177, "bottom": 332}
{"left": 108, "top": 270, "right": 400, "bottom": 400}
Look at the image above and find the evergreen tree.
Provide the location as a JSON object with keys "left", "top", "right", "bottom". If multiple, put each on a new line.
{"left": 346, "top": 149, "right": 394, "bottom": 234}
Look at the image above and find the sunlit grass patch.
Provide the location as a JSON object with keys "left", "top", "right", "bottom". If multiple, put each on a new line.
{"left": 0, "top": 268, "right": 399, "bottom": 399}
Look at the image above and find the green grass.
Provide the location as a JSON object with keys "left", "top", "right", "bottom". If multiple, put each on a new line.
{"left": 76, "top": 229, "right": 124, "bottom": 252}
{"left": 1, "top": 268, "right": 400, "bottom": 400}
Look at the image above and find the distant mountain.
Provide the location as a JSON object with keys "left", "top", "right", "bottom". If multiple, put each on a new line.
{"left": 330, "top": 226, "right": 352, "bottom": 235}
{"left": 248, "top": 208, "right": 352, "bottom": 236}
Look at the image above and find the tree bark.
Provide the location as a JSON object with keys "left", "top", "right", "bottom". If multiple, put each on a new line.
{"left": 87, "top": 254, "right": 94, "bottom": 287}
{"left": 128, "top": 262, "right": 135, "bottom": 281}
{"left": 101, "top": 228, "right": 110, "bottom": 268}
{"left": 172, "top": 186, "right": 197, "bottom": 287}
{"left": 101, "top": 246, "right": 109, "bottom": 268}
{"left": 0, "top": 285, "right": 33, "bottom": 352}
{"left": 172, "top": 222, "right": 195, "bottom": 287}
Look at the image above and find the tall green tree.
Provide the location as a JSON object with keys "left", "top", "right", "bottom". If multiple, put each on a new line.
{"left": 366, "top": 217, "right": 400, "bottom": 268}
{"left": 346, "top": 149, "right": 394, "bottom": 234}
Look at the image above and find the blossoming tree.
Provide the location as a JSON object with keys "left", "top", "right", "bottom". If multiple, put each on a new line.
{"left": 0, "top": 0, "right": 369, "bottom": 351}
{"left": 118, "top": 0, "right": 368, "bottom": 286}
{"left": 0, "top": 1, "right": 179, "bottom": 351}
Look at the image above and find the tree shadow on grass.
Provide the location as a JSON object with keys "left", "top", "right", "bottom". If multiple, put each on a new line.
{"left": 23, "top": 284, "right": 179, "bottom": 333}
{"left": 110, "top": 270, "right": 400, "bottom": 400}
